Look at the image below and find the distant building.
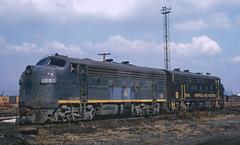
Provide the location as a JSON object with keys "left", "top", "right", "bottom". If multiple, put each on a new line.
{"left": 0, "top": 96, "right": 9, "bottom": 106}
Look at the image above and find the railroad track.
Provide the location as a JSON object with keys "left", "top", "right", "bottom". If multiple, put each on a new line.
{"left": 0, "top": 105, "right": 239, "bottom": 145}
{"left": 1, "top": 105, "right": 239, "bottom": 127}
{"left": 0, "top": 112, "right": 18, "bottom": 117}
{"left": 0, "top": 112, "right": 18, "bottom": 123}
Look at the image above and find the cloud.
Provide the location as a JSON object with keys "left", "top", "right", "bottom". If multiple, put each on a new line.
{"left": 0, "top": 34, "right": 225, "bottom": 94}
{"left": 172, "top": 35, "right": 222, "bottom": 56}
{"left": 45, "top": 41, "right": 86, "bottom": 55}
{"left": 230, "top": 56, "right": 240, "bottom": 64}
{"left": 96, "top": 35, "right": 160, "bottom": 54}
{"left": 0, "top": 35, "right": 221, "bottom": 59}
{"left": 235, "top": 15, "right": 240, "bottom": 26}
{"left": 172, "top": 0, "right": 240, "bottom": 12}
{"left": 0, "top": 41, "right": 46, "bottom": 54}
{"left": 0, "top": 36, "right": 5, "bottom": 44}
{"left": 0, "top": 35, "right": 160, "bottom": 56}
{"left": 9, "top": 42, "right": 39, "bottom": 53}
{"left": 0, "top": 0, "right": 139, "bottom": 22}
{"left": 1, "top": 0, "right": 239, "bottom": 24}
{"left": 175, "top": 20, "right": 207, "bottom": 31}
{"left": 1, "top": 41, "right": 87, "bottom": 56}
{"left": 191, "top": 36, "right": 222, "bottom": 54}
{"left": 175, "top": 13, "right": 231, "bottom": 31}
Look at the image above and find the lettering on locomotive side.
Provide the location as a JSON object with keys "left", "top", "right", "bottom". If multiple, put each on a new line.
{"left": 194, "top": 93, "right": 216, "bottom": 98}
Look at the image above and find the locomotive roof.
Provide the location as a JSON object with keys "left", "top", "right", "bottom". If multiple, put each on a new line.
{"left": 52, "top": 55, "right": 166, "bottom": 75}
{"left": 171, "top": 70, "right": 220, "bottom": 80}
{"left": 48, "top": 55, "right": 220, "bottom": 80}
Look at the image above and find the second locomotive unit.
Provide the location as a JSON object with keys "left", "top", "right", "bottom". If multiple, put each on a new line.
{"left": 19, "top": 54, "right": 224, "bottom": 123}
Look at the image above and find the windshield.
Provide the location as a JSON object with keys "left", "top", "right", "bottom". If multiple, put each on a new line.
{"left": 37, "top": 57, "right": 49, "bottom": 65}
{"left": 37, "top": 57, "right": 66, "bottom": 67}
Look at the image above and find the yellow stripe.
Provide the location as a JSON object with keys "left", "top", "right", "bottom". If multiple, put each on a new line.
{"left": 58, "top": 99, "right": 167, "bottom": 104}
{"left": 58, "top": 100, "right": 80, "bottom": 104}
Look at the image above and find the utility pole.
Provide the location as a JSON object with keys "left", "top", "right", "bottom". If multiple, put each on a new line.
{"left": 161, "top": 6, "right": 171, "bottom": 70}
{"left": 98, "top": 53, "right": 111, "bottom": 61}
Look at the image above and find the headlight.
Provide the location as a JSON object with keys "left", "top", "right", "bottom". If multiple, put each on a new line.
{"left": 40, "top": 77, "right": 57, "bottom": 84}
{"left": 25, "top": 65, "right": 33, "bottom": 75}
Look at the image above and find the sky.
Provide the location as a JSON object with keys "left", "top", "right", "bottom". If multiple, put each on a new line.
{"left": 0, "top": 0, "right": 240, "bottom": 95}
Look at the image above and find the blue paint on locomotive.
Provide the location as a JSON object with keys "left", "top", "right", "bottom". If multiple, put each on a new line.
{"left": 18, "top": 54, "right": 224, "bottom": 123}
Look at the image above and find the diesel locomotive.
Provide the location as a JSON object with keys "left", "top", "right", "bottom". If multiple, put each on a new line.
{"left": 19, "top": 54, "right": 224, "bottom": 124}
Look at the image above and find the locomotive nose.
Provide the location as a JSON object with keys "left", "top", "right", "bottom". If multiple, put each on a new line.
{"left": 19, "top": 65, "right": 59, "bottom": 123}
{"left": 24, "top": 65, "right": 57, "bottom": 77}
{"left": 22, "top": 65, "right": 57, "bottom": 84}
{"left": 38, "top": 66, "right": 57, "bottom": 84}
{"left": 20, "top": 65, "right": 58, "bottom": 101}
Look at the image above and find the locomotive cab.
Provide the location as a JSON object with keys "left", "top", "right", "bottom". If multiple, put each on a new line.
{"left": 19, "top": 54, "right": 92, "bottom": 123}
{"left": 19, "top": 55, "right": 70, "bottom": 123}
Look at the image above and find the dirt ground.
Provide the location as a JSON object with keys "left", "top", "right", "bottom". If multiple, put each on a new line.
{"left": 0, "top": 106, "right": 240, "bottom": 145}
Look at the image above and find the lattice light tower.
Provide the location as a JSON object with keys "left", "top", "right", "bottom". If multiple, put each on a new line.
{"left": 161, "top": 6, "right": 171, "bottom": 70}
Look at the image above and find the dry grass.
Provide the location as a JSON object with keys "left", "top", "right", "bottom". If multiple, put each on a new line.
{"left": 36, "top": 129, "right": 48, "bottom": 144}
{"left": 177, "top": 111, "right": 213, "bottom": 121}
{"left": 30, "top": 109, "right": 240, "bottom": 145}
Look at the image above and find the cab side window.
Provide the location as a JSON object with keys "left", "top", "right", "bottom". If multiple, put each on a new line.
{"left": 70, "top": 63, "right": 78, "bottom": 73}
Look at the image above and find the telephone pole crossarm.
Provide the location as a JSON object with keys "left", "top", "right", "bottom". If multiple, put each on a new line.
{"left": 98, "top": 53, "right": 111, "bottom": 61}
